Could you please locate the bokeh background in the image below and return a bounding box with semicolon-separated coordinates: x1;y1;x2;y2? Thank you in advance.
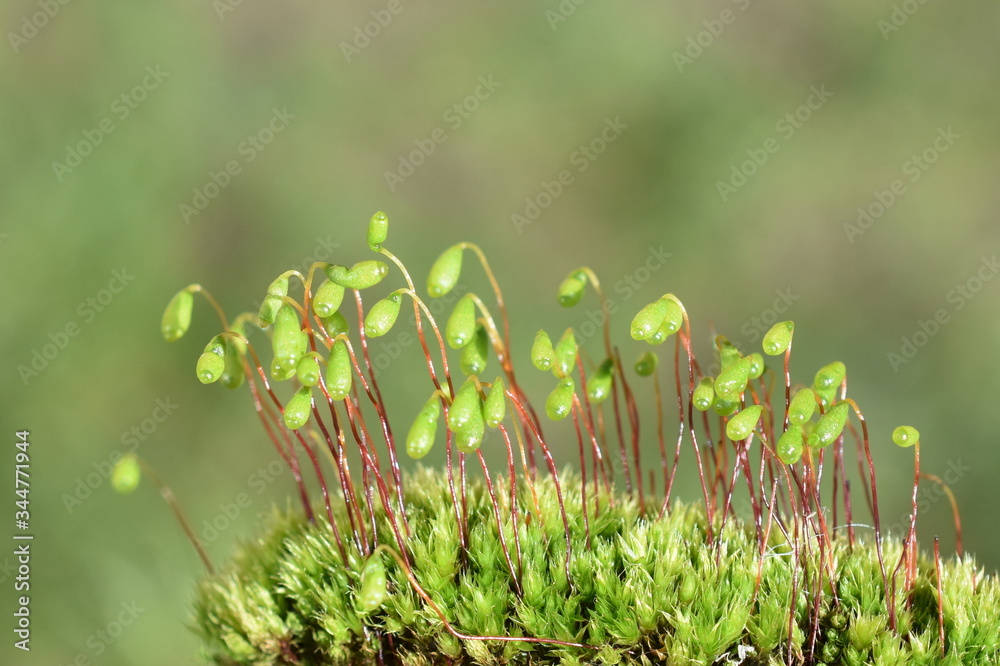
2;1;998;664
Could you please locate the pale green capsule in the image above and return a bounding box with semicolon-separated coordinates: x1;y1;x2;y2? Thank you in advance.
367;211;389;251
267;274;290;298
312;280;346;318
531;329;555;371
284;386;313;430
454;424;485;454
319;312;349;339
460;324;489;375
358;552;388;612
111;453;141;494
484;377;506;428
788;388;816;426
587;359;614;403
296;354;321;387
445;294;477;349
272;304;304;368
776;427;804;465
545;377;575;421
406;398;441;459
196;335;227;384
364;291;403;338
325;340;352;400
814;361;846;391
658;297;684;338
814;402;849;448
325;261;389;290
714;356;752;399
814;385;836;409
693;377;716;412
747;353;765;380
713;396;739;417
258;294;282;326
554;329;578;378
762;321;794;356
634;351;658;377
726;404;763;441
716;336;741;371
447;379;482;434
892;425;920;448
270;357;297;382
557;270;587;308
161;288;194;342
630;299;668;341
220;336;245;390
427;244;463;298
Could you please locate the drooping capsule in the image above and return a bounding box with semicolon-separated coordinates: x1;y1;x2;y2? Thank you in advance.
747;353;765;380
713;396;739;417
270;357;297;382
658;297;685;339
161;288;194;342
325;261;389;290
788;388;817;426
357;552;388;613
776;426;804;465
630;299;669;341
271;304;305;379
325;340;352;400
484;377;506;428
296;354;321;387
715;336;742;372
312;280;346;318
557;270;587;308
318;312;349;339
546;377;576;421
111;453;141;494
367;211;389;251
634;351;658;377
454;419;485;454
460;324;489;375
554;329;578;378
258;295;283;327
447;378;482;434
220;335;246;390
587;359;614;403
406;397;441;459
196;335;227;384
693;377;716;412
714;356;752;399
364;291;403;338
813;402;849;448
283;386;313;430
726;404;763;441
892;425;920;448
813;361;847;391
531;329;555;371
762;321;794;356
445;294;477;349
814;385;836;409
427;244;463;298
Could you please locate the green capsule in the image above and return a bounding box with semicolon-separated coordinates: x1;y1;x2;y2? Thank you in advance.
587;359;614;403
325;340;352;400
358;552;388;613
364;291;403;338
258;295;282;326
545;377;575;421
319;311;349;339
726;404;763;441
814;385;836;409
554;329;577;378
447;379;482;434
427;244;463;298
296;354;321;387
406;398;441;459
283;386;313;430
762;321;794;356
484;377;506;428
270;357;297;382
531;329;555;371
693;377;716;412
196;335;227;384
747;353;765;380
161;288;194;342
814;402;849;448
272;304;303;365
630;299;669;341
111;453;141;494
460;324;489;375
658;297;685;338
788;388;816;426
716;336;742;371
776;427;804;465
367;211;389;251
325;261;389;290
445;294;477;349
312;280;346;318
454;424;485;454
814;361;846;391
713;396;739;417
634;351;658;377
715;356;752;399
220;336;245;390
557;270;587;308
892;425;920;448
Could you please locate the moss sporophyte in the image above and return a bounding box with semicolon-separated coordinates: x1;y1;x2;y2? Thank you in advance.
116;213;999;665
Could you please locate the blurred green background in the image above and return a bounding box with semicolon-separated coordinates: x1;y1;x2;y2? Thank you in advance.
2;1;998;663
